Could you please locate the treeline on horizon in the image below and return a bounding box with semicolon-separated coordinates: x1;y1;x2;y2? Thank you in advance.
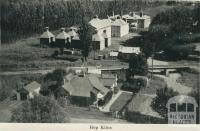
1;0;161;44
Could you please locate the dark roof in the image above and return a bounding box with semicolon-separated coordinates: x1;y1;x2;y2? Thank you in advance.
88;74;109;95
100;78;116;87
63;74;110;98
23;81;41;93
70;76;93;97
110;91;133;112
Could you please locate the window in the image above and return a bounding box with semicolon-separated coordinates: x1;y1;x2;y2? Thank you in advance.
177;103;186;112
170;103;176;112
187;103;194;112
103;30;106;33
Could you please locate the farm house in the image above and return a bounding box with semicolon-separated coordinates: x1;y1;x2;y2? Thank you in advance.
40;27;55;46
122;12;151;30
89;16;112;48
55;28;70;48
111;17;129;37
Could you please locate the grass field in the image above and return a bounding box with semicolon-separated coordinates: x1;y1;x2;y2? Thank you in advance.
0;36;81;71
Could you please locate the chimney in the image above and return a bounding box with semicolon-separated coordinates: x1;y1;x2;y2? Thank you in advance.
140;12;143;17
94;15;98;19
61;27;65;32
113;11;114;17
132;12;136;17
45;27;49;32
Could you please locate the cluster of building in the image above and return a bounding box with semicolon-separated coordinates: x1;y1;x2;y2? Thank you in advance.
40;12;151;51
11;71;118;107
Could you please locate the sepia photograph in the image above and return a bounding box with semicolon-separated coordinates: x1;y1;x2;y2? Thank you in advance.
0;0;200;129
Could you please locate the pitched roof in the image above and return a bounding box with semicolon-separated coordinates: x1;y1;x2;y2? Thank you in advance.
112;19;128;26
110;91;133;111
56;31;70;39
99;78;115;87
65;73;74;82
67;30;77;37
72;34;80;40
127;94;161;118
118;46;141;54
89;18;111;30
88;74;109;95
24;81;41;93
70;76;93;97
40;31;55;39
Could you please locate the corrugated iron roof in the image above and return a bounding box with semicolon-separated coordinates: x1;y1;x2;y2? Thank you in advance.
89;18;111;30
56;31;70;39
88;74;109;95
112;19;128;26
24;81;41;93
40;31;55;39
118;46;141;54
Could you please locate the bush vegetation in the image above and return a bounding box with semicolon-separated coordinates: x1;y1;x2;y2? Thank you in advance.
11;95;69;123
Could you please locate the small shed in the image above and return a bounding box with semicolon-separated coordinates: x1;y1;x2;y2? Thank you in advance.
17;81;41;100
40;27;55;46
118;46;141;60
92;33;105;50
68;29;77;40
111;17;129;37
56;28;70;48
109;51;119;60
71;34;82;49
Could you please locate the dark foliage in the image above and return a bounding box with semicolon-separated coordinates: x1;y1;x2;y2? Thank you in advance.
151;86;179;118
128;54;148;76
2;0;157;44
11;95;69;123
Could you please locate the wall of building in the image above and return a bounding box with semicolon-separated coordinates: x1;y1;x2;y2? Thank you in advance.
111;26;120;37
120;24;129;37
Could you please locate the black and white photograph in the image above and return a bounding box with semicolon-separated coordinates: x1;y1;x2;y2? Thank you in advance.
0;0;200;127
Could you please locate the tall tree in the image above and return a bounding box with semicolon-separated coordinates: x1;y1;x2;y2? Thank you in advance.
151;86;179;118
129;54;148;76
78;18;94;61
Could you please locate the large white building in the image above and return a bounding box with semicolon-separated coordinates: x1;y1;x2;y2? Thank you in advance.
122;12;151;31
89;17;112;50
111;17;129;37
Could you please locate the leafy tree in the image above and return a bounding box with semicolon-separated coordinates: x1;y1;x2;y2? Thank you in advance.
42;68;67;96
151;86;179;118
129;54;148;76
11;95;69;123
78;18;94;61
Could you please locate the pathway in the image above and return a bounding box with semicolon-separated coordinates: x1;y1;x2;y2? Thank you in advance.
99;91;123;112
155;74;192;94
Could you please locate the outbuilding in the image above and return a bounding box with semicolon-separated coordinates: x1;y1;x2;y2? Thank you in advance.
56;28;70;48
40;27;55;47
111;17;129;37
89;16;112;49
17;81;41;100
118;46;141;60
